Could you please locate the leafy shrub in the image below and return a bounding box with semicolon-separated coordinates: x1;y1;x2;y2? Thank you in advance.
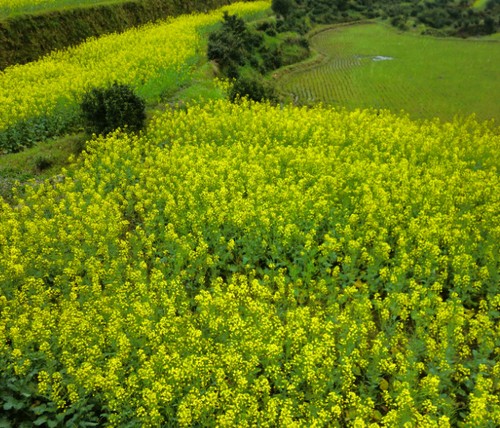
391;15;409;31
207;12;264;78
229;75;278;103
272;0;294;18
255;19;278;36
260;46;284;72
276;14;312;34
80;82;146;136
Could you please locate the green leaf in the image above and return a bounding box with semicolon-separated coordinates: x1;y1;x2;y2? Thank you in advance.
3;401;14;411
372;410;383;421
3;395;24;411
33;416;48;426
32;403;48;416
0;416;13;428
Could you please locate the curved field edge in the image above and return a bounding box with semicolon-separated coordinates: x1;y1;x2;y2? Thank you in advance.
0;0;257;70
1;100;499;426
275;22;500;122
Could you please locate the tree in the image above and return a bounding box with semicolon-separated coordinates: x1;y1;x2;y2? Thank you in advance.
207;12;263;78
229;74;278;103
80;82;146;136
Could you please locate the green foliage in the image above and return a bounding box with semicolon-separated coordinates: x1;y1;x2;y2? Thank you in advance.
255;19;278;36
207;11;310;103
229;74;278;103
278;33;310;66
0;369;103;427
207;11;264;78
272;0;293;17
266;0;500;36
206;10;310;106
0;0;252;70
0;102;79;154
80;83;146;136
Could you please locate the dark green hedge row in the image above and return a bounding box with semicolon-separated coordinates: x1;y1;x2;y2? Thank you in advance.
0;0;250;70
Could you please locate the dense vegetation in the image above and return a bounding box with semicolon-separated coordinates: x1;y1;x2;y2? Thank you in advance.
0;0;118;18
1;1;499;427
273;0;500;37
0;0;254;70
80;83;146;136
206;11;308;101
1;99;499;426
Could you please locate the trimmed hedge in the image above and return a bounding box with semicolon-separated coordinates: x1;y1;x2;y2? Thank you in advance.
0;0;250;70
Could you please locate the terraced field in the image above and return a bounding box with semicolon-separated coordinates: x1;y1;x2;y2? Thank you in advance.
277;23;500;121
0;0;119;18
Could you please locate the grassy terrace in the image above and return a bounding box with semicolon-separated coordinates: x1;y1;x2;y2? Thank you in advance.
276;22;500;121
0;0;128;19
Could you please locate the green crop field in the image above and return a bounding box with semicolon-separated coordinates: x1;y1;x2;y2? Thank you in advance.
276;23;500;121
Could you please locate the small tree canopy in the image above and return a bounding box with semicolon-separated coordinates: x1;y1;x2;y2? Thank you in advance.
207;12;263;78
80;82;146;136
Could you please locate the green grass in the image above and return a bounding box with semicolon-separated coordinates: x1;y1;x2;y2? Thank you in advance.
0;133;84;202
0;0;128;19
276;23;500;121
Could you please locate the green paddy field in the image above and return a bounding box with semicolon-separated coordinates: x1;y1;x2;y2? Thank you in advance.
276;23;500;121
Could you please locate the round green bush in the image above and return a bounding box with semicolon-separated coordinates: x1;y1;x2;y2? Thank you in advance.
229;75;278;103
80;82;146;136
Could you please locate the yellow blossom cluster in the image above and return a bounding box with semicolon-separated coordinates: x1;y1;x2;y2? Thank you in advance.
0;100;499;426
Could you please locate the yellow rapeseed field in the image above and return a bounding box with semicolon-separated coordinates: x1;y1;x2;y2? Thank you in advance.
1;99;499;426
0;1;270;134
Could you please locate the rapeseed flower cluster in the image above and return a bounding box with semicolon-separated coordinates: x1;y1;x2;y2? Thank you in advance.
0;100;499;426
